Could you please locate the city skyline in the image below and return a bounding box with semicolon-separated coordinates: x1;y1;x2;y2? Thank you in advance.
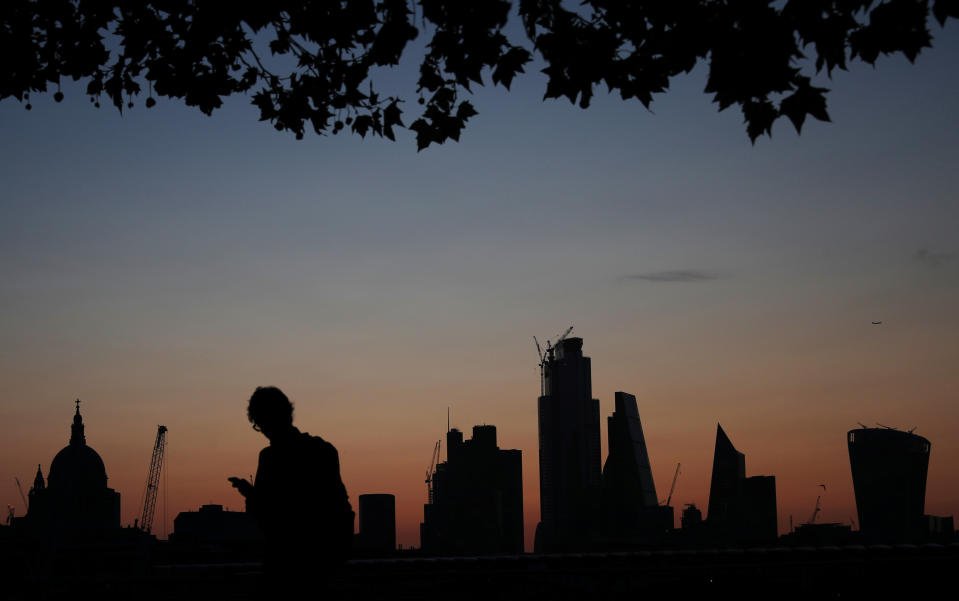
2;25;958;552
5;328;956;552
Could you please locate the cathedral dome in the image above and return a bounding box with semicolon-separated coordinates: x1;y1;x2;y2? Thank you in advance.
47;402;109;491
48;444;108;490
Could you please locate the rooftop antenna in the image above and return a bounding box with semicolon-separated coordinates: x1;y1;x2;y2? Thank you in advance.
876;423;896;430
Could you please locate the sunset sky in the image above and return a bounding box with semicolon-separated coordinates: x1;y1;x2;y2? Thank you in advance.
1;21;957;551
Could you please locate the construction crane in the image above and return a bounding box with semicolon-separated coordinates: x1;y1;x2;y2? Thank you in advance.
534;326;574;394
15;477;28;509
139;425;168;534
664;463;681;506
554;326;574;347
425;439;441;504
809;495;822;524
533;336;545;367
533;336;547;395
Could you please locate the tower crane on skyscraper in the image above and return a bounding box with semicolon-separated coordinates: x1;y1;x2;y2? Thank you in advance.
534;327;573;395
139;425;167;534
425;439;441;504
554;326;574;348
534;336;547;395
534;336;546;368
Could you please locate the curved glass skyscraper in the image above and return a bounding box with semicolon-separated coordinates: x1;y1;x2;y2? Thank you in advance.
848;427;930;542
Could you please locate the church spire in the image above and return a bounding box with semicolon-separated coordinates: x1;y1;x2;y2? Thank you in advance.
33;464;44;491
70;399;86;446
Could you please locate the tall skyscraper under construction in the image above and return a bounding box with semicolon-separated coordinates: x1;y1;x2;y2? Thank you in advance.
535;336;601;552
848;426;930;542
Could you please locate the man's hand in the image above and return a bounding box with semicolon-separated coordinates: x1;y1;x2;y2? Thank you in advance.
228;476;254;498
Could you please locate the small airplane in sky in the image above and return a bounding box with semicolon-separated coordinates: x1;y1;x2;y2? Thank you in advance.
871;321;882;325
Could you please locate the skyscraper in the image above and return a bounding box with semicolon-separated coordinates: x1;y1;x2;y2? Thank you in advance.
421;425;523;555
535;337;601;552
848;426;930;542
707;424;745;524
602;391;671;543
706;424;777;545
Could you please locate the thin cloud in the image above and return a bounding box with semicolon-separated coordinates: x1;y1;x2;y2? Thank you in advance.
624;269;718;283
915;248;953;267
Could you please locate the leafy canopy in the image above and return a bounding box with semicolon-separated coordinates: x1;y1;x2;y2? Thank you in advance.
2;1;956;149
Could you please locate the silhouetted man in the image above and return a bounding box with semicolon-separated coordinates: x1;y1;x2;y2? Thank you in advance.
230;386;354;594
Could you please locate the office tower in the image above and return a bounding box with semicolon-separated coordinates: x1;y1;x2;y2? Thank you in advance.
421;425;523;555
25;402;121;533
602;391;671;542
536;337;601;552
707;424;745;524
357;494;396;553
848;427;930;542
706;424;777;545
604;392;658;506
740;475;777;543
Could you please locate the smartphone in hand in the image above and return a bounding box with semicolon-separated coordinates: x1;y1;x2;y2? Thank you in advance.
228;476;253;497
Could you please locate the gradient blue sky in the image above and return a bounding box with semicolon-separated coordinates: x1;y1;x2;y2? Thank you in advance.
2;22;957;549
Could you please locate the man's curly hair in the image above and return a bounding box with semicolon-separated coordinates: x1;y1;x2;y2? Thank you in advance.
247;386;294;427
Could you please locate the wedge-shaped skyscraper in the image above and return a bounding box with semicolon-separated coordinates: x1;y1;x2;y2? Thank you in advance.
604;392;657;506
707;424;746;524
706;424;777;544
602;392;672;542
